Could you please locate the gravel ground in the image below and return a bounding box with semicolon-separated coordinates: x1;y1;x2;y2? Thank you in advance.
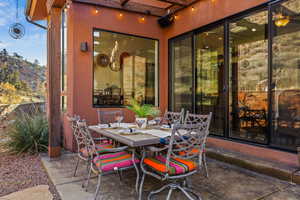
0;153;61;199
0;123;61;199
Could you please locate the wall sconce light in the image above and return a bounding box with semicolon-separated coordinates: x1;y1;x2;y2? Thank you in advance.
119;13;123;17
174;15;178;20
95;8;99;14
138;16;146;23
191;6;195;12
80;42;88;52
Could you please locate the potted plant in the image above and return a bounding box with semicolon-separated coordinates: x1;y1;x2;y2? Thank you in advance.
127;99;160;128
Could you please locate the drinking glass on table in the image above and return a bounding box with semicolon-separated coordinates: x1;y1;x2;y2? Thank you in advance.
154;117;162;126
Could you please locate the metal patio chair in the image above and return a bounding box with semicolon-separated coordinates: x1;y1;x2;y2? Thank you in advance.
77;121;140;200
67;115;115;178
67;115;87;177
139;113;212;200
184;112;213;178
162;108;185;125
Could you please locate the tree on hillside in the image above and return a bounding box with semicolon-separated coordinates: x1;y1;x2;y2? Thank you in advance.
0;82;21;104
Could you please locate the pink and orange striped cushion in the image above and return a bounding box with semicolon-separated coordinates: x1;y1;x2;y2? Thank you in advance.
93;151;140;172
80;143;113;157
144;155;197;175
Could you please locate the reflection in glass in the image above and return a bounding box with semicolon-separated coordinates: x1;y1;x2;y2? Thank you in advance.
170;35;193;112
93;30;158;106
271;0;300;150
229;10;268;143
195;26;225;135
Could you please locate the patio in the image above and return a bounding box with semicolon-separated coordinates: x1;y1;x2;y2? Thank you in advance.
42;153;300;200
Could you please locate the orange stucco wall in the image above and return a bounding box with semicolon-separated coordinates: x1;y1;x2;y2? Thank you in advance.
63;0;268;151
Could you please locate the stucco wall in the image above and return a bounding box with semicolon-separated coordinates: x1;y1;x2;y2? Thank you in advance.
63;0;268;151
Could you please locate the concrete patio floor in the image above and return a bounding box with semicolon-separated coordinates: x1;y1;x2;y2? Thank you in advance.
41;153;300;200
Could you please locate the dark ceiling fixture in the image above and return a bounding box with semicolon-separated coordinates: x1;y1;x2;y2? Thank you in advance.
9;0;25;39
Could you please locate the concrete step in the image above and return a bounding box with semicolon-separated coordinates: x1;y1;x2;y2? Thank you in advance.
206;139;300;184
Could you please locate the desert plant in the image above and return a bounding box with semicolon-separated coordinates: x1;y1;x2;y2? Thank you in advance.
7;110;48;154
127;99;160;118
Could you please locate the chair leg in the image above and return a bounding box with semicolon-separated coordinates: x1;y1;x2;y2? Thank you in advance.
138;173;145;200
166;188;174;200
202;153;209;178
178;185;200;200
94;174;102;200
148;183;172;200
83;163;92;191
74;156;80;177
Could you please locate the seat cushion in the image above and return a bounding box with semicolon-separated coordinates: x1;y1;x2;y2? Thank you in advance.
178;148;205;156
80;143;113;157
93;151;140;172
143;155;197;175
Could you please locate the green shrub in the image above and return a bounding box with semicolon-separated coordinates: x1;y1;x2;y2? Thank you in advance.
127;98;160;118
7;111;48;154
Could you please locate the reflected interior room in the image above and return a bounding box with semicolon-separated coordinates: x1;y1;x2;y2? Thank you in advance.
93;30;159;107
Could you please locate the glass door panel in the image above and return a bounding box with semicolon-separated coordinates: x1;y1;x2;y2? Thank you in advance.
195;25;225;136
271;0;300;150
170;35;193;112
229;10;268;143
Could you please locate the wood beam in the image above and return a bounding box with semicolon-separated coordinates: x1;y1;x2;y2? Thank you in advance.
156;0;188;7
120;0;130;6
47;7;62;158
170;0;200;14
72;0;166;17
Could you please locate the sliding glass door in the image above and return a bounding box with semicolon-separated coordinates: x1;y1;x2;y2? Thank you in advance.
169;34;193;112
270;0;300;150
169;0;300;151
195;25;225;136
229;9;269;144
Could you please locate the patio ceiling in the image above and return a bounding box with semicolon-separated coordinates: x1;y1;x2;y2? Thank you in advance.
73;0;200;17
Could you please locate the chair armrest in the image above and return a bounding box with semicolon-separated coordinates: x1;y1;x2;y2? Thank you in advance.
145;145;168;152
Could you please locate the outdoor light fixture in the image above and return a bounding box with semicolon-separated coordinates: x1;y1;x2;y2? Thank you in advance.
95;8;99;14
191;7;195;12
119;13;123;17
174;15;178;20
251;28;256;32
274;13;290;27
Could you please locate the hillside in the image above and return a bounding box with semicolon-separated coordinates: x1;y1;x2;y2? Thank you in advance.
0;48;46;104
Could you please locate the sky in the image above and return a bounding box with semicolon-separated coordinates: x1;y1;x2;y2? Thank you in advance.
0;0;46;65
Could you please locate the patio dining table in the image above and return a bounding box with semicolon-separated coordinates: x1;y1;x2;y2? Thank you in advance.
88;124;172;197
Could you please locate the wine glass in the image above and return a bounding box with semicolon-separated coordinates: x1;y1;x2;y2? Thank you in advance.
136;119;145;129
154;117;162;126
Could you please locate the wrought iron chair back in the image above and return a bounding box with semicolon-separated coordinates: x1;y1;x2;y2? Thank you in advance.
77;121;99;158
66;115;86;153
167;113;212;170
163;108;185;125
97;110;124;124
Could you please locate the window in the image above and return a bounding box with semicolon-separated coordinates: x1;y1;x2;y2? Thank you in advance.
61;9;67;112
229;10;268;144
93;29;159;107
169;0;300;151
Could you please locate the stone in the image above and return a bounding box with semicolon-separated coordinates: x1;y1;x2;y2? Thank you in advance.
0;185;52;200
